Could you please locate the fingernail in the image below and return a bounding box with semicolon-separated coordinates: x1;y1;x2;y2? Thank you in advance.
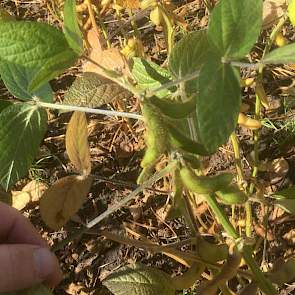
33;248;56;280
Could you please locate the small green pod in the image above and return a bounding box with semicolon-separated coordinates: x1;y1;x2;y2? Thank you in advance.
215;185;248;205
149;95;195;119
180;167;233;194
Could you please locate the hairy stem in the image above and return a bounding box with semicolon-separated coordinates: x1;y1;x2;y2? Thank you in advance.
35;100;144;120
205;194;277;295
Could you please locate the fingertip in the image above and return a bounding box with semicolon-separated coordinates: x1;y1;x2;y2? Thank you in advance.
33;247;63;287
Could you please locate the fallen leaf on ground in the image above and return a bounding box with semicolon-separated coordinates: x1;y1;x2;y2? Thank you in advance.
11;191;31;210
22;180;48;202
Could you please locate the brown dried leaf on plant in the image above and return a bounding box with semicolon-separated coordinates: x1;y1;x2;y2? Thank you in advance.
66;111;92;176
83;28;130;80
262;0;288;29
40;175;93;230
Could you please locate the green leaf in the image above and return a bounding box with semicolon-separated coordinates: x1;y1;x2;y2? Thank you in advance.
29;51;77;92
63;72;131;108
169;30;209;94
274;199;295;215
167;123;210;156
273;186;295;200
0;21;78;92
103;263;175;295
197;53;241;153
267;259;295;286
0;99;13;113
0;62;53;102
0;103;47;189
63;0;83;54
149;95;195;119
263;43;295;64
288;0;295;26
0;284;54;295
131;57;172;98
208;0;263;59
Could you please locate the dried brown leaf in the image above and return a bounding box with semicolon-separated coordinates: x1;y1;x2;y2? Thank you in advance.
40;175;93;230
11;191;31;210
116;0;140;9
83;28;130;79
263;0;287;29
66;111;91;176
22;180;48;202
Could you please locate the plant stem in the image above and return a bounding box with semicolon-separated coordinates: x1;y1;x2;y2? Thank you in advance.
230;132;244;186
245;16;287;238
86;0;100;39
52;161;177;252
35;100;144;120
143;70;200;98
205;194;238;238
86;161;177;228
205;194;277;295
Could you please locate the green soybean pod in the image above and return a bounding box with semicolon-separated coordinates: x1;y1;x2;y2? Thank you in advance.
215;185;248;205
180;167;233;194
142;100;168;155
149;95;195;119
137;101;168;184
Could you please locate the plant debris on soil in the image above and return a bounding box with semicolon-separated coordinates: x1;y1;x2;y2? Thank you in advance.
1;0;295;294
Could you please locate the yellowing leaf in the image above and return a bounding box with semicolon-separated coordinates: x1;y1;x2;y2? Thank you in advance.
11;191;31;210
116;0;140;9
40;175;93;230
289;0;295;26
66;111;91;176
22;180;48;202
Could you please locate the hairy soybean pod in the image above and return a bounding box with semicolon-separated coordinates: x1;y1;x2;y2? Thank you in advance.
215;185;248;205
180;167;233;194
167;123;209;156
137;101;168;184
142;100;168;156
149;95;195;119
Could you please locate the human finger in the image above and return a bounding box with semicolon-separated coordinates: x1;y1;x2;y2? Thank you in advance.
0;244;62;292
